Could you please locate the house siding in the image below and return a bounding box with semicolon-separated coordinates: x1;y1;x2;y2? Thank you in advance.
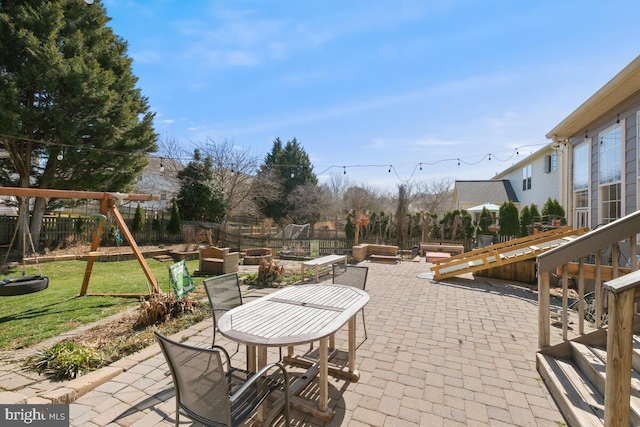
493;147;559;211
568;93;640;228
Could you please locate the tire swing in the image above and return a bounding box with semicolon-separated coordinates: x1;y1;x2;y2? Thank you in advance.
0;210;49;297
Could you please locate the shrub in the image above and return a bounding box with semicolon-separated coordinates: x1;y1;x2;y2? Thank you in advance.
499;202;520;237
29;341;103;380
131;203;146;232
135;293;199;328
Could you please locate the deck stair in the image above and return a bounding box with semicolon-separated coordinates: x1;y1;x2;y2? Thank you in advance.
537;319;640;427
429;226;588;280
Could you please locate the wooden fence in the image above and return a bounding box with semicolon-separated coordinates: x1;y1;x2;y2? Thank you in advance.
0;214;475;259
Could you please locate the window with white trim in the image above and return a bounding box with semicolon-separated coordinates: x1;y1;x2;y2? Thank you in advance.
573;143;589;228
598;124;622;224
522;164;532;191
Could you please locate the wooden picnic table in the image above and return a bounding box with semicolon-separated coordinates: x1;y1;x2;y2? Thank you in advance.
301;254;347;283
217;284;369;424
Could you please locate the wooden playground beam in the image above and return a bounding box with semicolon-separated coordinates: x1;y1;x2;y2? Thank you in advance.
0;186;155;202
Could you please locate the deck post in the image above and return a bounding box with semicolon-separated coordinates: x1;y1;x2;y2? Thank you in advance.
604;287;634;427
538;270;550;348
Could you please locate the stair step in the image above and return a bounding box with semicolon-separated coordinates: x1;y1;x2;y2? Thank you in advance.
570;341;640;426
152;255;174;262
632;336;640;372
537;353;604;427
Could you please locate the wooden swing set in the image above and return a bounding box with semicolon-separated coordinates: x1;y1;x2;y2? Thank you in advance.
0;186;160;297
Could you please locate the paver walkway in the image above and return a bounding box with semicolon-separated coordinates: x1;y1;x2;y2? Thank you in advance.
2;260;566;426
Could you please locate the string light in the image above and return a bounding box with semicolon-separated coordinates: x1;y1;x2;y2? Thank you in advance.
0;132;548;188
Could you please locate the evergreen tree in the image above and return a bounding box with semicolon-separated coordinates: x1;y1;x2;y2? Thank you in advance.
132;203;146;233
176;149;227;222
519;205;532;236
478;206;492;234
542;198;566;224
499;202;520;237
167;199;181;234
0;0;157;248
258;137;317;222
529;203;541;223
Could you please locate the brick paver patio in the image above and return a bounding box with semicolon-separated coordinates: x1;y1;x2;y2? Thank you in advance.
3;259;567;426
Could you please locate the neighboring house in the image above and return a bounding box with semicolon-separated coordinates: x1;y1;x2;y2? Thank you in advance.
133;156;182;214
453;180;519;212
0;195;18;216
493;143;562;212
546;55;640;229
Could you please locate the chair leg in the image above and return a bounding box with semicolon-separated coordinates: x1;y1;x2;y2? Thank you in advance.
361;309;368;340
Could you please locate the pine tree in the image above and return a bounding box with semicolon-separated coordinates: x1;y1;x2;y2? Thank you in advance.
499;202;520;237
132;203;146;233
176;149;226;222
0;0;157;248
167;200;181;234
258;137;317;222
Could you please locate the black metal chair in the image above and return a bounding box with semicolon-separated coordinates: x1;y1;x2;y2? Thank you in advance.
332;263;369;341
203;273;244;351
155;331;291;427
204;272;282;360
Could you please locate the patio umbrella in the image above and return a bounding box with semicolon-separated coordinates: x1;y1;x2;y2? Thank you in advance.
466;203;501;213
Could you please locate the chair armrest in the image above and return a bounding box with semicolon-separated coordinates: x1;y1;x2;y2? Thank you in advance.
229;362;290;403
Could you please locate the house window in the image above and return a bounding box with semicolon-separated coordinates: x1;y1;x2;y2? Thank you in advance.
573;143;589;228
598;124;622;224
544;154;558;173
522;164;532;191
601;183;621;224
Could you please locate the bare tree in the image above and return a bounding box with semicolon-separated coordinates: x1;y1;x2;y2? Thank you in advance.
319;173;351;222
396;184;410;248
198;138;280;220
413;178;454;214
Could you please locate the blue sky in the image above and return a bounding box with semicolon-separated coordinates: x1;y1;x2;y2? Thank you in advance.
103;0;639;191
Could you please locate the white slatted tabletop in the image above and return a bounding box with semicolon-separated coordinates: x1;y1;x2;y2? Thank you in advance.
217;284;368;347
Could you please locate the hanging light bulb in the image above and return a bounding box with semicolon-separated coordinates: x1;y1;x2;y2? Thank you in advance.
159;157;164;172
516;148;519;156
419;163;422;171
488;154;491;161
343;166;346;175
290;171;294;178
56;151;64;161
388;165;391;173
457;159;460;166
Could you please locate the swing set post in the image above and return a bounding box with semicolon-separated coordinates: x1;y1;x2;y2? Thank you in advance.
79;195;108;296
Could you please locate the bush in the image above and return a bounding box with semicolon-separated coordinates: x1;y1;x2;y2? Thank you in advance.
135;293;200;328
499;202;520;237
29;341;103;380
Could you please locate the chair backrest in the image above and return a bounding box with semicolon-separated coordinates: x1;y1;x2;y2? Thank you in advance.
332;264;368;290
203;273;243;321
155;331;231;426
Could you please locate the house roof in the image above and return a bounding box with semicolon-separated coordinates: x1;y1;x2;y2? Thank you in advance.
546;55;640;141
455;180;519;206
494;143;554;179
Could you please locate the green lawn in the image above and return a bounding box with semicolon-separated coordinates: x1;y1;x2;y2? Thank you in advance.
0;258;202;350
